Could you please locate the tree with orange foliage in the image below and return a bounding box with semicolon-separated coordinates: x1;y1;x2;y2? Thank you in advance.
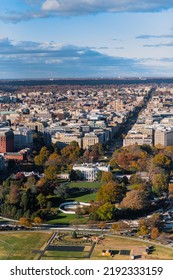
151;227;159;239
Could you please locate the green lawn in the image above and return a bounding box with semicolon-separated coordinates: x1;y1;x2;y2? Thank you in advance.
46;212;88;225
0;232;51;260
69;192;96;202
46;182;98;225
65;181;103;189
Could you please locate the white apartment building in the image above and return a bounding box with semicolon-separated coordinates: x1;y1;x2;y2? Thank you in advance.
14;127;33;151
154;127;173;147
83;132;103;149
123;131;153;147
54;132;82;148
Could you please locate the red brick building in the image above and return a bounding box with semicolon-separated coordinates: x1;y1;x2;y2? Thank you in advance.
4;153;25;161
0;129;14;153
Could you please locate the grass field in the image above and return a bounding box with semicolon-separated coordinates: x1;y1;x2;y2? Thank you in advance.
65;182;103;189
1;232;173;260
69;192;96;202
46;213;88;225
91;235;173;260
0;231;51;260
42;244;92;260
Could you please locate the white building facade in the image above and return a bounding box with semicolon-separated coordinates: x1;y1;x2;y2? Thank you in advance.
73;163;110;181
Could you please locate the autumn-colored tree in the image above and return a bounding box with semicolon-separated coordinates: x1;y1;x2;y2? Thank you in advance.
19;217;32;227
129;174;144;185
46;152;62;167
99;221;106;230
164;146;173;161
147;213;163;229
109;158;119;169
153;153;172;169
61;142;81;163
44;165;57;180
152;173;169;195
33;217;43;225
91;143;104;156
34;146;49;166
8;186;20;205
120;189;149;210
15;172;25;181
137;225;149;237
151;227;159;239
115;149;133;170
100;171;114;183
96;202;115;221
97;180;127;203
24;176;37;193
36;177;47;188
168;183;173;198
111;221;130;232
83;149;90;160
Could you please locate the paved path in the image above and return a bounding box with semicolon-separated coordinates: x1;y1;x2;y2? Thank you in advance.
88;242;96;258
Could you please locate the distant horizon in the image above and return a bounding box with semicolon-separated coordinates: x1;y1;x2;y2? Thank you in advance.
1;76;173;81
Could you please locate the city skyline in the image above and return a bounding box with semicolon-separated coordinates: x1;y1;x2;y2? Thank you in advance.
0;0;173;79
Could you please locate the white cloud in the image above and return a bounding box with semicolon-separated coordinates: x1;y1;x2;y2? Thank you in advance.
41;0;173;14
0;37;150;78
0;0;173;22
42;0;60;11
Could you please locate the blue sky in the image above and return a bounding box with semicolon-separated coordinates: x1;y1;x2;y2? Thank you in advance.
0;0;173;78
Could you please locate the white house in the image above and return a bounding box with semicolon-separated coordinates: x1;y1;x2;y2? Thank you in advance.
73;162;110;181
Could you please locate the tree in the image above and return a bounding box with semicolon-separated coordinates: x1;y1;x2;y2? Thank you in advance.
36;177;47;188
109;158;119;169
83;149;90;160
24;176;37;192
61;142;81;163
168;183;173;198
34;146;49;166
89;143;104;162
147;213;163;230
46;153;62;168
96;202;115;221
32;132;45;151
137;225;149;237
111;221;130;232
164;146;173;161
71;230;77;239
44;165;57;180
33;217;43;225
152;173;169;195
8;186;20;205
100;171;114;183
96;170;102;182
69;170;84;181
54;184;69;199
151;227;159;239
20;192;29;212
36;193;47;208
153;153;171;169
129;174;144;185
120;189;149;210
97;180;127;203
19;217;32;227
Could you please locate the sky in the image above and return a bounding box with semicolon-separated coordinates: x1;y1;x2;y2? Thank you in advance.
0;0;173;79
